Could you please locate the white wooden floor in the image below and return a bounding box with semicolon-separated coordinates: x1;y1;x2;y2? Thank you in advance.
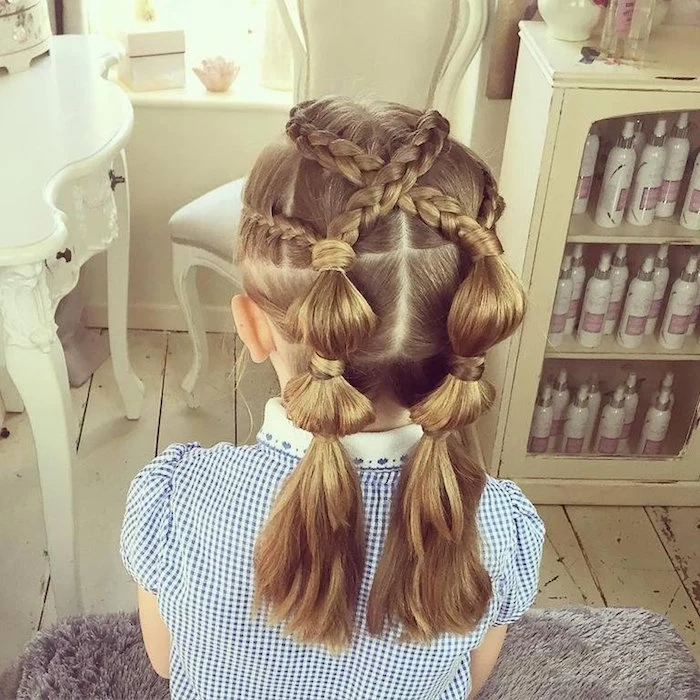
1;330;699;672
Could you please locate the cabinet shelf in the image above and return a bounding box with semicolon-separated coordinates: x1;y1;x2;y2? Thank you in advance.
545;333;700;360
567;212;700;245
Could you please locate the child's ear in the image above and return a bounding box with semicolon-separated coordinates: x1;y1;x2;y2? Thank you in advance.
231;295;275;364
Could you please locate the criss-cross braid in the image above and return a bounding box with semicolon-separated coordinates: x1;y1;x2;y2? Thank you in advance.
253;100;524;649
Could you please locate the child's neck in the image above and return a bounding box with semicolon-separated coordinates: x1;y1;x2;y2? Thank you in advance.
364;394;412;432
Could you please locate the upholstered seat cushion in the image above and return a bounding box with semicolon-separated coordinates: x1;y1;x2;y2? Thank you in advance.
169;177;246;260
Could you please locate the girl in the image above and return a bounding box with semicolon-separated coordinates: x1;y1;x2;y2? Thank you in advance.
121;97;545;700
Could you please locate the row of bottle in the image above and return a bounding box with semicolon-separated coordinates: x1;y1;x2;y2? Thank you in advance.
529;369;675;456
549;245;700;350
574;113;700;230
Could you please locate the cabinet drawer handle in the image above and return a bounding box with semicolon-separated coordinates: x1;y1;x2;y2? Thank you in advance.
56;248;72;263
109;169;125;190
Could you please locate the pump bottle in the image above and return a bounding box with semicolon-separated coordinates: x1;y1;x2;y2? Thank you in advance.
594;121;637;228
656;113;690;218
645;244;670;335
595;385;626;455
562;385;590;455
660;255;699;349
604;244;629;335
617;255;655;349
627;118;667;226
578;252;613;348
529;384;554;453
638;388;673;456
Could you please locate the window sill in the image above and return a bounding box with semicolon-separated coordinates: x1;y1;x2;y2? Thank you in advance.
116;72;292;112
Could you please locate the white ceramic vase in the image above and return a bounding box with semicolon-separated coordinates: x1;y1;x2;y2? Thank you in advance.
538;0;602;42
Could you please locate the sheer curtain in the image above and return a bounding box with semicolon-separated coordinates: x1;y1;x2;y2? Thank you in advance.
87;0;266;67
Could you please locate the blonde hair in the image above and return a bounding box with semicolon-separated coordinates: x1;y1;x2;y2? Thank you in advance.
237;97;525;651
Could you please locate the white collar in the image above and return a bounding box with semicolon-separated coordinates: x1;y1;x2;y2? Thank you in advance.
257;399;423;470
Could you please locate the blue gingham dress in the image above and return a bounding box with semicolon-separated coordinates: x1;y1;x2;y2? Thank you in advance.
121;399;544;700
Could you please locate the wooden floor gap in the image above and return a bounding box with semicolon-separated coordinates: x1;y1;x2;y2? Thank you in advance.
563;506;609;607
153;331;170;457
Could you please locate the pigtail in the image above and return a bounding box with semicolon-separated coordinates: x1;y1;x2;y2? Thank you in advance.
368;169;525;641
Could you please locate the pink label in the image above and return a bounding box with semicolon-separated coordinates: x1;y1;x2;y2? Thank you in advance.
689;189;700;214
615;0;636;35
625;315;647;336
668;313;690;334
648;298;663;320
568;297;581;320
564;437;584;454
621;421;632;440
606;300;622;321
576;175;593;200
549;313;567;334
640;186;660;211
659;179;682;204
616;188;629;212
642;439;662;455
552;419;565;436
598;436;619;454
581;311;605;333
529;436;549;453
690;304;700;325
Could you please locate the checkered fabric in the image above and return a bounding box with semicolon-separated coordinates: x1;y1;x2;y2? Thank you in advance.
121;399;544;699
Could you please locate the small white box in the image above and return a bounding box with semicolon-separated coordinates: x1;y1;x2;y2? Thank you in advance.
118;26;186;92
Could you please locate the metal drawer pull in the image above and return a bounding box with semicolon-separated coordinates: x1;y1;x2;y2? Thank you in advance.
109;169;125;190
56;248;72;263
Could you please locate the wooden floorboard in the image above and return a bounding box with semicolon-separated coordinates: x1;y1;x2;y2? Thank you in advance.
567;505;700;661
536;506;605;609
647;506;700;617
42;331;170;625
0;377;91;668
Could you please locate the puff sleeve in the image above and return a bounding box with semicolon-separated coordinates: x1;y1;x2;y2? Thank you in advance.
120;443;198;594
493;480;545;626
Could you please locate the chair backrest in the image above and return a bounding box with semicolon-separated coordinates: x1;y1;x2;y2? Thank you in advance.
276;0;487;114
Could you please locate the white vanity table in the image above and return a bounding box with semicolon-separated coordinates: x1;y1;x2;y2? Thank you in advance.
0;36;143;617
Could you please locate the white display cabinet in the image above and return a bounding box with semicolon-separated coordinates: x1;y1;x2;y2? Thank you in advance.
479;22;700;505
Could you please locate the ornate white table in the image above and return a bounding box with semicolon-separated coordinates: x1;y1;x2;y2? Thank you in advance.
0;35;143;617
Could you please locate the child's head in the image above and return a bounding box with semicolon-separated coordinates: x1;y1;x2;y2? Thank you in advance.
234;97;525;650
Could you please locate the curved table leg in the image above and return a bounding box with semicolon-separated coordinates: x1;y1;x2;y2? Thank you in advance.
0;263;82;617
107;150;144;420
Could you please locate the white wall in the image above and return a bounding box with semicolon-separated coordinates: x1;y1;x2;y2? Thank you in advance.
82;101;290;331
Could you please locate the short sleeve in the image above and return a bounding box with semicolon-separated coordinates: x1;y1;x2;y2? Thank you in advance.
493;480;545;626
120;442;199;594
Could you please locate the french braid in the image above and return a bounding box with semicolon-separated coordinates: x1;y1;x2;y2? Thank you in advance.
245;98;525;648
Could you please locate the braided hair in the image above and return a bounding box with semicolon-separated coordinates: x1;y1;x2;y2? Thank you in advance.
238;97;525;649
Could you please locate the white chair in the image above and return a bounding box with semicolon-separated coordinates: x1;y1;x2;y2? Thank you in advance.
169;0;488;407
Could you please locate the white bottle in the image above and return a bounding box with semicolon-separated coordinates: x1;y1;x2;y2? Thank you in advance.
548;255;574;347
659;255;699;349
680;153;700;231
621;371;639;441
549;369;570;451
529;383;554;453
604;244;629;335
565;244;587;335
645;244;670;335
652;371;676;409
573;131;600;215
595;121;637;228
617;255;655;349
577;252;613;348
687;271;700;336
656;113;690;218
562;385;589;455
595;385;626;455
638;388;673;456
583;375;601;453
632;118;646;160
627;118;667;226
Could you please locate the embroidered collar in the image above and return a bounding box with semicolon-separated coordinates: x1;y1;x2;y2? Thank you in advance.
257;399;422;469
